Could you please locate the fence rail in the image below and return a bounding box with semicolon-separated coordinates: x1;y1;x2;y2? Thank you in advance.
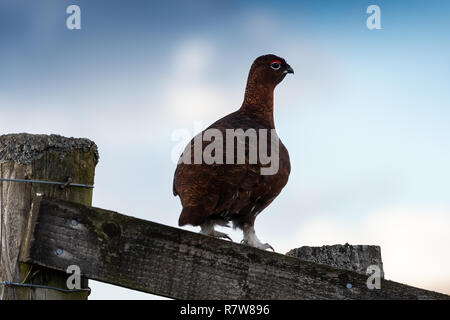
2;133;449;300
20;196;450;300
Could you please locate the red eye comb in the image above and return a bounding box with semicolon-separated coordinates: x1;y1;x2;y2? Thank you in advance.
270;60;281;65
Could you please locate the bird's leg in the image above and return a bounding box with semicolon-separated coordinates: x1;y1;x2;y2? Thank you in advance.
200;221;233;242
241;224;274;251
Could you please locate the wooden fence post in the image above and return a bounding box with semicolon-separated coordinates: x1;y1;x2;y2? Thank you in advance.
0;133;98;300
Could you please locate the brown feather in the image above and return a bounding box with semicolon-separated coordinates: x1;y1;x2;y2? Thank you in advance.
173;54;292;229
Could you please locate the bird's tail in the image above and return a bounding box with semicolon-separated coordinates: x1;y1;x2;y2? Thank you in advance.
178;206;207;226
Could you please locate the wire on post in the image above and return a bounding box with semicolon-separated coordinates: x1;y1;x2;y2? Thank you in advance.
0;281;91;300
0;177;94;189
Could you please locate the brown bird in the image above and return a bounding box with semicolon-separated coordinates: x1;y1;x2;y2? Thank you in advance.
173;54;293;250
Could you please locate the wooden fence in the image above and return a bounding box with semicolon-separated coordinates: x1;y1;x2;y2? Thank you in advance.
0;133;448;300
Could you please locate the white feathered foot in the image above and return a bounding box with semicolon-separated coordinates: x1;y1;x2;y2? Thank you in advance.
200;221;233;242
241;225;274;251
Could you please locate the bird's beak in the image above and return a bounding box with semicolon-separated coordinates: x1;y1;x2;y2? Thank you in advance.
285;64;294;74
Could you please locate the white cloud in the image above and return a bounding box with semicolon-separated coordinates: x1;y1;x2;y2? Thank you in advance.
170;38;215;81
162;38;233;124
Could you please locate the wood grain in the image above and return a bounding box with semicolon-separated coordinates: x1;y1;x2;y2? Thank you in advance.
22;196;449;300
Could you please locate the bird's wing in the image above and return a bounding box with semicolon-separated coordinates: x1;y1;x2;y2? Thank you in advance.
173;126;266;216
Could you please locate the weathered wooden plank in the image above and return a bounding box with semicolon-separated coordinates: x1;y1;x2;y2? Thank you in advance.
287;244;385;277
22;196;449;300
0;133;97;300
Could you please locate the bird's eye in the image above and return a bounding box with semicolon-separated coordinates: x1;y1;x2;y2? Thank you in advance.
270;60;281;70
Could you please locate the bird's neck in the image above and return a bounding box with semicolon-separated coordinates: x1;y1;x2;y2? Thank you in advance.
240;80;275;127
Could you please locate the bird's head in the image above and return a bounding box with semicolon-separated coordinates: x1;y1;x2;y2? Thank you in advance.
248;54;294;88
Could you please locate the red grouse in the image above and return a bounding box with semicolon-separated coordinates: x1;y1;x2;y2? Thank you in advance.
173;54;293;250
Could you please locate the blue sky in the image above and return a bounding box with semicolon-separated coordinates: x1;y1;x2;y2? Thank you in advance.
1;0;449;298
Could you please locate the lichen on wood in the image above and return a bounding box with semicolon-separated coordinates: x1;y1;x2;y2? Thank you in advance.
286;244;384;278
0;133;99;165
